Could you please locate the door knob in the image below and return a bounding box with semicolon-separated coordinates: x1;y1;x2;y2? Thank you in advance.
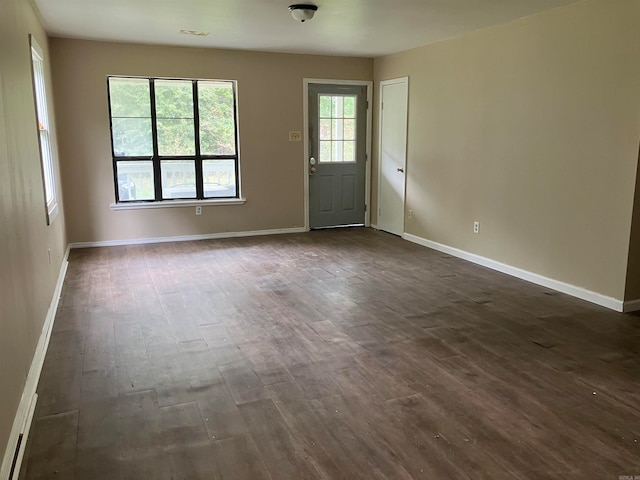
397;167;404;173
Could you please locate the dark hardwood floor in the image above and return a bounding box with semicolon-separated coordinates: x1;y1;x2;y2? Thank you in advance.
21;228;639;479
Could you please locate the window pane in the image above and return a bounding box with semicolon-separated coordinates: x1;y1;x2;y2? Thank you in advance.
332;119;344;140
319;96;332;118
332;96;343;117
109;77;153;156
332;141;344;162
344;119;355;140
199;81;236;156
320;141;332;163
319;119;331;140
32;56;48;129
343;96;355;118
344;141;355;162
155;80;195;156
203;159;237;197
155;80;193;119
157;118;195;156
112;117;153;156
161;160;196;199
40;130;54;204
116;161;154;200
109;78;150;118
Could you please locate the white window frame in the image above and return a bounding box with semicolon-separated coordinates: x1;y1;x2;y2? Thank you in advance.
30;36;58;224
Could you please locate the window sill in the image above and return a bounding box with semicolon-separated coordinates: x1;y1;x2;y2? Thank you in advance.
110;198;246;211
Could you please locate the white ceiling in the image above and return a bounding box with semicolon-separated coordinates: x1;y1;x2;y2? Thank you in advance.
34;0;583;58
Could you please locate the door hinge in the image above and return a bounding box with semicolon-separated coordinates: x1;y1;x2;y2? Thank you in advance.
366;100;369;109
364;205;367;212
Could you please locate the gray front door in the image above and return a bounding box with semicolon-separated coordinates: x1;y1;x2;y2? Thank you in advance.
308;84;367;229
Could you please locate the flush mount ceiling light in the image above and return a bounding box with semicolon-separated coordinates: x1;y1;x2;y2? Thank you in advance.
288;4;318;22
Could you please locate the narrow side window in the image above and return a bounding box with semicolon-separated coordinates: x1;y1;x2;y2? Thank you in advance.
30;36;58;223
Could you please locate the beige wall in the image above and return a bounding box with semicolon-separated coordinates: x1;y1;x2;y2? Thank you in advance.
373;0;640;300
0;0;67;463
625;149;640;301
50;39;372;243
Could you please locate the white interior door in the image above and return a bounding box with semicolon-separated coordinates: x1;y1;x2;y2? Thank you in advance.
378;77;408;236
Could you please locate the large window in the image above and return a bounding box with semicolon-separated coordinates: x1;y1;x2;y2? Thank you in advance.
31;36;58;223
108;76;239;203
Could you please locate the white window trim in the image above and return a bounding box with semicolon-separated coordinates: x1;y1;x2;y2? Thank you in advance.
110;198;246;211
30;35;58;225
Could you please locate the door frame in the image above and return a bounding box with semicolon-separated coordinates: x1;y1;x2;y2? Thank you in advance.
303;78;373;231
377;76;409;235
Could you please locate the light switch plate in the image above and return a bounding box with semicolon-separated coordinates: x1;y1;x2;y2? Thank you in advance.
289;131;302;142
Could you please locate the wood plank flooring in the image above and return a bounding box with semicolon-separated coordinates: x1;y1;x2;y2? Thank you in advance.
20;228;640;479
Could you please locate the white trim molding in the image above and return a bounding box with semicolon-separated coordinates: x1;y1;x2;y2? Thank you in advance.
403;233;626;313
110;198;246;210
623;299;640;313
1;246;70;480
70;227;307;249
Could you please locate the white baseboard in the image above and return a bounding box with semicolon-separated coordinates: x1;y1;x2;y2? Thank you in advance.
623;299;640;313
0;247;69;480
403;233;625;312
7;394;37;480
69;227;307;249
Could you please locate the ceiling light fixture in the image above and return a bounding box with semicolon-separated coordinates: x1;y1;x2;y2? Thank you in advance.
288;4;318;22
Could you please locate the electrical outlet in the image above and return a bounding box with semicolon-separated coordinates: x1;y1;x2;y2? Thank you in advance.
195;206;202;215
473;221;480;234
408;209;412;219
289;131;302;142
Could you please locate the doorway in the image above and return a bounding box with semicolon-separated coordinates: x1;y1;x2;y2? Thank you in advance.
304;80;372;230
